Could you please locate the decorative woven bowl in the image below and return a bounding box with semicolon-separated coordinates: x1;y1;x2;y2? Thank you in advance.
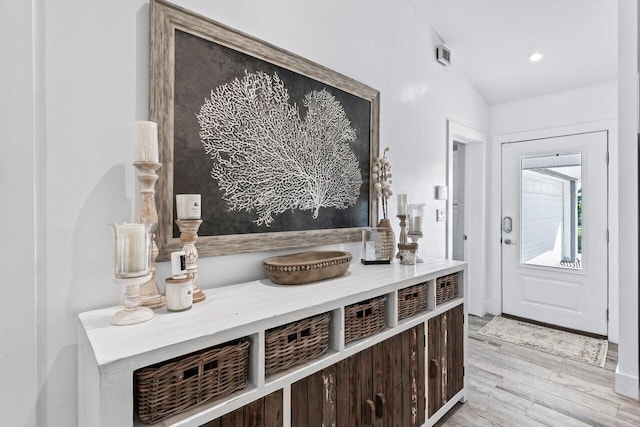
264;251;352;285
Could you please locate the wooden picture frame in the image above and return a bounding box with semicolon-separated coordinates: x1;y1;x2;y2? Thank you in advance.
150;0;380;260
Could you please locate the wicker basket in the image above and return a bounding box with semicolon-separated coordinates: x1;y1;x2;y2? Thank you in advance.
436;273;459;305
398;283;428;320
345;296;387;344
265;312;330;376
134;338;250;424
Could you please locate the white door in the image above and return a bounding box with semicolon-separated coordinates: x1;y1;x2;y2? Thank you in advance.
501;132;608;335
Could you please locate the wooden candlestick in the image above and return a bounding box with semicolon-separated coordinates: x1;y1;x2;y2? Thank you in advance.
175;219;206;303
133;161;166;309
111;273;154;326
396;214;408;259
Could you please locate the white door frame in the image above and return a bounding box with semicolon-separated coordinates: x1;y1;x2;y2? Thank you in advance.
489;119;618;340
446;120;487;316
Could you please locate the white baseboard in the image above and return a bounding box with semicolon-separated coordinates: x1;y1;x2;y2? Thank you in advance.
615;366;640;399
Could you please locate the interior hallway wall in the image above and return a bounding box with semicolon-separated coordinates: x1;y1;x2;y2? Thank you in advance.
615;0;639;400
0;0;38;425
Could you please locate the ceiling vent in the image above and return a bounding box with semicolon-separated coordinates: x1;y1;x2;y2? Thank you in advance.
436;44;451;66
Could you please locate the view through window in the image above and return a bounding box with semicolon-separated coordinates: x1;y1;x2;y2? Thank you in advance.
520;152;582;269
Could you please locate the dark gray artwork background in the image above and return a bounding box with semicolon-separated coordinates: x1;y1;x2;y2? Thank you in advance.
173;29;371;238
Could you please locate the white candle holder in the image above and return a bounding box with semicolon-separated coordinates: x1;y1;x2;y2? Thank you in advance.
134;160;166;309
112;273;154;325
111;223;154;325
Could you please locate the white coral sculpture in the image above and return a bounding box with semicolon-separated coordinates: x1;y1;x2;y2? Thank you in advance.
372;147;393;219
197;71;362;227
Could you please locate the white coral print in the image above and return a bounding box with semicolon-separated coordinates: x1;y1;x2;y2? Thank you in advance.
197;71;362;227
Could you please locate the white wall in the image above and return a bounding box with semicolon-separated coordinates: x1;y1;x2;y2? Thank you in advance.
3;0;488;425
0;0;38;425
487;81;619;342
615;0;639;399
491;81;618;135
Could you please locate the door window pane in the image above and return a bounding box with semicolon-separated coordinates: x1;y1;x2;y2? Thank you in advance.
520;153;582;269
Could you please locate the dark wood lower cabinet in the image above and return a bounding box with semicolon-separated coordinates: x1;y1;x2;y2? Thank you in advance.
292;324;425;427
203;307;464;427
202;389;283;427
428;304;464;418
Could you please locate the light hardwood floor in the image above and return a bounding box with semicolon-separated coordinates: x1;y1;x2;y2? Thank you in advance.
436;315;640;427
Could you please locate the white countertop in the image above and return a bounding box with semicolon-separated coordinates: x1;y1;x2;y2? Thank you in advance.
79;258;465;369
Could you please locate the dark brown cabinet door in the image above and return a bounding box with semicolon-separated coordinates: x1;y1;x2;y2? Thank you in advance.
427;304;464;418
202;389;283;427
292;324;425;427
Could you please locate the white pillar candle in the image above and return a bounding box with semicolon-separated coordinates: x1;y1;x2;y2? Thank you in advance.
409;216;422;233
134;121;159;163
115;223;148;274
176;194;201;219
397;194;408;216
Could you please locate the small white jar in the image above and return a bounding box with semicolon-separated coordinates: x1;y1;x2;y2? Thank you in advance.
165;275;193;312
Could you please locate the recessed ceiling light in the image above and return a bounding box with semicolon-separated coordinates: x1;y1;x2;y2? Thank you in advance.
529;52;543;62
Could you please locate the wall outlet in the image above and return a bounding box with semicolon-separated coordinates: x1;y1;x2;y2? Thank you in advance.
436;209;446;222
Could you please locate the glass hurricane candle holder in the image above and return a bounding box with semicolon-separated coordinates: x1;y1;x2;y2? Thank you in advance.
407;203;425;263
112;223;151;278
110;223;154;326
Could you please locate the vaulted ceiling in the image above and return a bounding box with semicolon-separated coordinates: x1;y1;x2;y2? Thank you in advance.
413;0;618;104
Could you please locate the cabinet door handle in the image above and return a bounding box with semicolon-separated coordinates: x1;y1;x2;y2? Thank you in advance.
429;358;439;379
375;392;386;418
365;399;375;425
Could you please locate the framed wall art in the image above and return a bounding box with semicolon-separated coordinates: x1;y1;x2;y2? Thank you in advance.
150;0;380;259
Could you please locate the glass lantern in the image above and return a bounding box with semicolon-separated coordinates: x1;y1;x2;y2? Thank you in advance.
110;222;154;326
112;223;152;278
407;204;425;263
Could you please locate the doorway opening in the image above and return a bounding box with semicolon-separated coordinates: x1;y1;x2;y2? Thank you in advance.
446;120;486;316
452;142;466;262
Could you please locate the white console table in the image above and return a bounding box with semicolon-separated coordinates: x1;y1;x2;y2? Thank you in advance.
78;258;467;426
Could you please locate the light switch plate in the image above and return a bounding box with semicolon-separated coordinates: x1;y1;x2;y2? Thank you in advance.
436;209;446;222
